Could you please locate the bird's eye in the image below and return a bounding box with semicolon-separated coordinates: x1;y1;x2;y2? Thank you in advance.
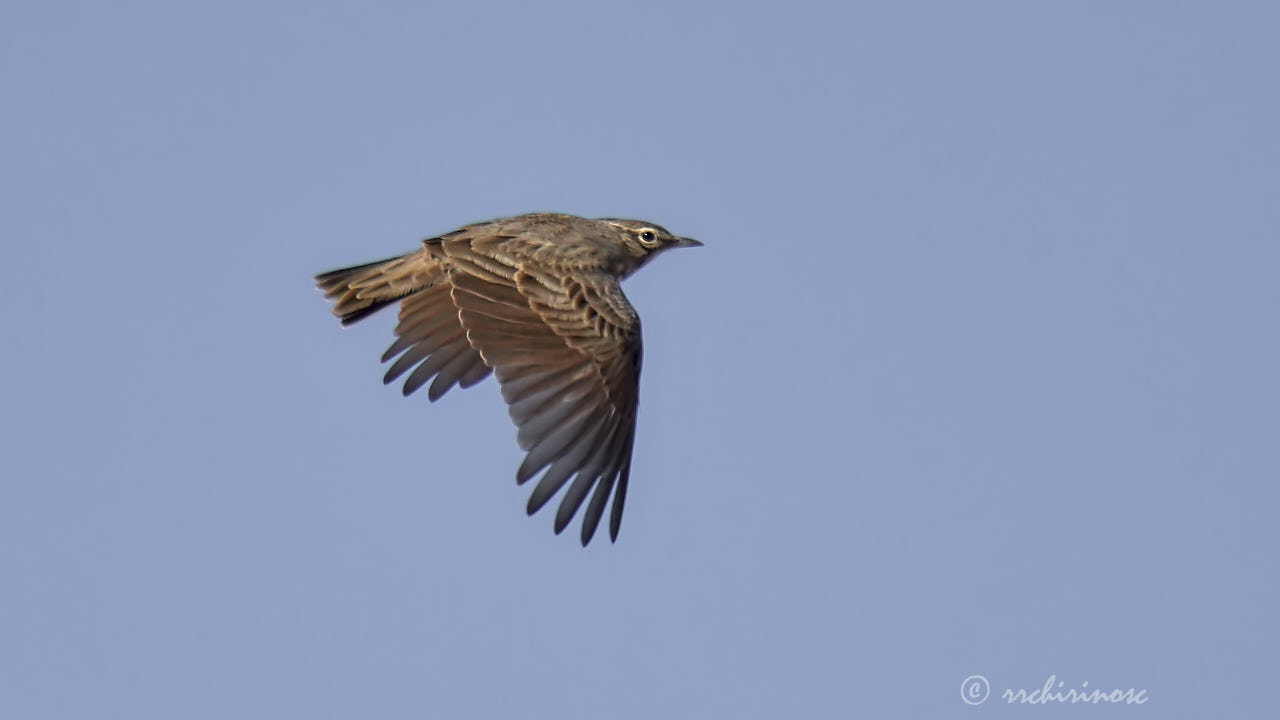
638;229;659;246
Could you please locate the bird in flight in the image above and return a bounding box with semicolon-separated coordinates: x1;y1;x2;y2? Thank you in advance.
315;213;702;545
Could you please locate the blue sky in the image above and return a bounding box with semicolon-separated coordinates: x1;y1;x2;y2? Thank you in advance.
2;1;1277;717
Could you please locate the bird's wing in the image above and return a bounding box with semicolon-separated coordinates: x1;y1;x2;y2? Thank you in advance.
316;246;492;401
443;239;643;545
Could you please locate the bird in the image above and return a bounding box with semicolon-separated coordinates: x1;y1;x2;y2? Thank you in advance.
315;212;702;545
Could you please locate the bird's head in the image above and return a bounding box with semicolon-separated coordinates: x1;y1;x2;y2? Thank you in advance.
598;218;703;275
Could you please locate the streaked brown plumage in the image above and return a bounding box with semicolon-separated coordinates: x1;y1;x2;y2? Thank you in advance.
315;212;701;545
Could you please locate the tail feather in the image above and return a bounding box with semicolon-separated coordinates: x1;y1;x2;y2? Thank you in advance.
315;251;441;325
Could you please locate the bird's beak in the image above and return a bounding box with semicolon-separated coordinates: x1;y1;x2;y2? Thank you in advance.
674;236;703;248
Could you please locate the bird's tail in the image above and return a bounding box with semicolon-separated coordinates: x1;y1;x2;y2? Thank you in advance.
315;252;440;325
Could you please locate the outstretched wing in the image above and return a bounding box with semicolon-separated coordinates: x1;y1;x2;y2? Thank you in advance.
444;239;642;545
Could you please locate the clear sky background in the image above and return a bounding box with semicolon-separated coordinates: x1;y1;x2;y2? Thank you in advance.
2;2;1276;718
